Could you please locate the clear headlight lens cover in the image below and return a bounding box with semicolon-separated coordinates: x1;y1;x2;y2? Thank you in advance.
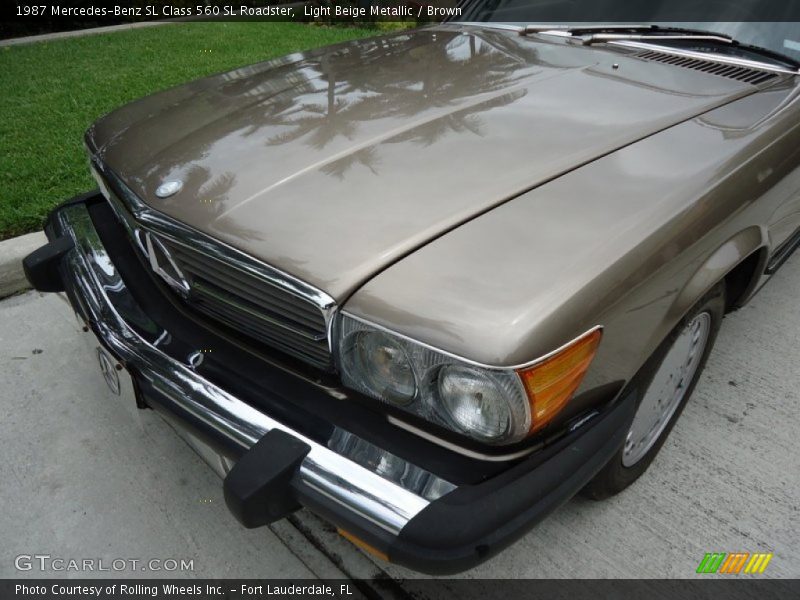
340;330;417;405
337;314;532;444
437;365;517;441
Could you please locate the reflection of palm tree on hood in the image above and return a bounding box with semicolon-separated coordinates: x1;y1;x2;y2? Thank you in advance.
389;90;527;147
320;147;381;179
260;30;539;157
179;165;264;241
266;55;361;150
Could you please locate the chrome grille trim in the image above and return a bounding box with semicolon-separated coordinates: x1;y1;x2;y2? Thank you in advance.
90;158;337;369
163;242;327;334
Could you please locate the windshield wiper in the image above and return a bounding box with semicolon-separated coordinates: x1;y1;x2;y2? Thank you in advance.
523;24;727;36
523;24;733;44
523;24;799;70
522;24;657;34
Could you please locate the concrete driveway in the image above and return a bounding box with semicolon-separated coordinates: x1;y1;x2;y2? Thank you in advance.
1;254;798;581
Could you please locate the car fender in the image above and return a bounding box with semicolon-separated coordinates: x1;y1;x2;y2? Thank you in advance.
669;225;767;318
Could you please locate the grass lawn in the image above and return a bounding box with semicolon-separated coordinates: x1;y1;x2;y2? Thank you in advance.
0;22;381;240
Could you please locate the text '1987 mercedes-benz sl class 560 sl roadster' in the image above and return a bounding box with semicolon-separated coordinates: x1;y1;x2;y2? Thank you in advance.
23;5;800;573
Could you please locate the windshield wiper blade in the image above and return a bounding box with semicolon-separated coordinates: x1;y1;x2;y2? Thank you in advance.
523;24;657;34
580;32;734;45
523;24;733;43
523;24;729;36
521;24;799;70
587;29;798;69
728;40;800;69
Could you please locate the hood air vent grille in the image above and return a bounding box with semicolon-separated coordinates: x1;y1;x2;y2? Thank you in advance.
635;50;779;85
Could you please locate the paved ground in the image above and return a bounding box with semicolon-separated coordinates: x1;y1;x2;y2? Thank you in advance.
0;293;347;581
1;254;798;582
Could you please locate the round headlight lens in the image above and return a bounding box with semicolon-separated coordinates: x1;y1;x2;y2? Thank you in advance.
437;365;512;441
341;331;416;405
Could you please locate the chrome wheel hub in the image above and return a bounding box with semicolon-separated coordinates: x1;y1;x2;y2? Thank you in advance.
622;312;711;467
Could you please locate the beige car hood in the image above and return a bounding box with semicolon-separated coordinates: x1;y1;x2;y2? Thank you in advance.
88;25;754;300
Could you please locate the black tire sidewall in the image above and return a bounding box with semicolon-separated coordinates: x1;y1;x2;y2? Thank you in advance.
582;283;726;500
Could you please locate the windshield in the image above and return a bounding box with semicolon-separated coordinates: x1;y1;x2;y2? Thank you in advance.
655;22;800;64
459;1;800;64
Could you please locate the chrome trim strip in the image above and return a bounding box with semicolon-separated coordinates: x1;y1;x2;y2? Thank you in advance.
387;415;542;462
55;204;428;535
144;231;191;295
140;213;336;312
610;40;800;76
90;158;339;346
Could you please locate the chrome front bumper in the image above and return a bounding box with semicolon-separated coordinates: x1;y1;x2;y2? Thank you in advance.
51;201;430;536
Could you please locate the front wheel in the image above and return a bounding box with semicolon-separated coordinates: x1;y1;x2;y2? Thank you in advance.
582;283;725;500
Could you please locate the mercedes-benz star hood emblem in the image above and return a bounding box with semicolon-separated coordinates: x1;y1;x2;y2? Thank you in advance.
155;180;183;198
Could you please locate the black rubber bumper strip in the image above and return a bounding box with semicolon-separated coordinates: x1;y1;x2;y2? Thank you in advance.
23;190;103;292
23;235;74;293
388;391;637;574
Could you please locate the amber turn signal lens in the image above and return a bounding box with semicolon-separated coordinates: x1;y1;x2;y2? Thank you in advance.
517;328;602;434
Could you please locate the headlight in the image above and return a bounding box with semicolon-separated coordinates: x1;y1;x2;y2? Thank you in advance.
340;330;416;405
436;365;517;442
336;314;602;445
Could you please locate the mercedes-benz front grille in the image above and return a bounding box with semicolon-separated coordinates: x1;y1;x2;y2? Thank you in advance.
160;237;332;369
92;161;335;370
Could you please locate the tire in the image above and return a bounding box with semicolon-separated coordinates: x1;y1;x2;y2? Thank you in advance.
582;283;726;500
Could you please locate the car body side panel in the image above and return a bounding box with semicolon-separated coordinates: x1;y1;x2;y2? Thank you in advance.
344;79;800;394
